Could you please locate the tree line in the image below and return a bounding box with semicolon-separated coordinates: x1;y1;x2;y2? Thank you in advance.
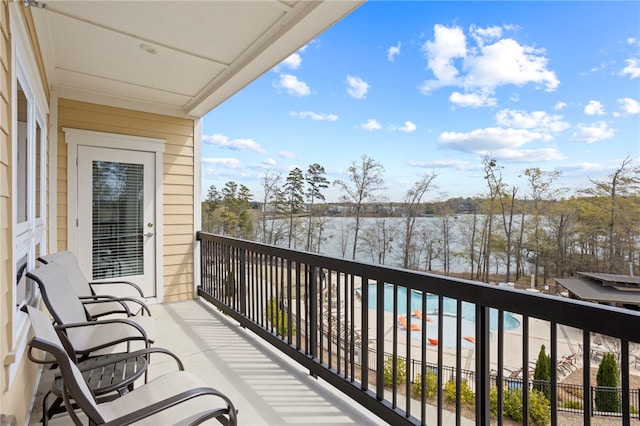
201;154;640;286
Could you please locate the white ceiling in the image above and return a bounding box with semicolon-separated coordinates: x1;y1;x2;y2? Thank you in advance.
30;1;363;118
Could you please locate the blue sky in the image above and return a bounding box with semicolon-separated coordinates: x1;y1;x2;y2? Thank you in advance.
202;1;640;202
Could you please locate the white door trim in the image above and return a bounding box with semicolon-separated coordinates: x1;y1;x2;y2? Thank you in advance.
63;128;165;303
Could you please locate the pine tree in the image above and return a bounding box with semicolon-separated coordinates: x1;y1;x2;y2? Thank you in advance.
595;353;621;412
533;344;551;399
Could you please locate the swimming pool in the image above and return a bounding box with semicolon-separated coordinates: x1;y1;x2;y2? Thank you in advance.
365;283;521;347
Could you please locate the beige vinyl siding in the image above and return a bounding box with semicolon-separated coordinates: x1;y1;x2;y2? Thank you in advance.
58;99;196;302
0;1;11;416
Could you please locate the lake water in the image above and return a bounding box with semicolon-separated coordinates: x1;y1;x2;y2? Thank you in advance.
301;216;473;273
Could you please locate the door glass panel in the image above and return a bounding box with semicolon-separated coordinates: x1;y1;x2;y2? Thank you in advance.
92;161;144;279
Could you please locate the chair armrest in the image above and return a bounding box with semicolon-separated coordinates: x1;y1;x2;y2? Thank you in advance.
55;318;149;343
79;296;133;316
78;347;184;373
79;295;152;316
102;387;238;426
89;280;145;297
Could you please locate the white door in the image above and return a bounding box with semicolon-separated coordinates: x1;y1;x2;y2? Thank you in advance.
76;145;156;297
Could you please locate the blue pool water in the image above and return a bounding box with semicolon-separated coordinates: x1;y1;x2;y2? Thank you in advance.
366;284;520;347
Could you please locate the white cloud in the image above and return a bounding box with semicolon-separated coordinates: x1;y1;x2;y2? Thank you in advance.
495;109;570;133
346;75;370;99
438;127;546;152
584;100;605;116
570;121;616;144
618;97;640;115
554;101;567;110
361;119;382;131
420;24;559;101
409;159;474;170
421;24;467;92
262;158;277;167
204;134;265;153
290;111;338;121
449;91;496;108
202;157;242;169
392;121;417;133
387;42;401;62
628;37;638;45
464;39;559;91
279;150;295;159
275;74;311;96
487;147;565;162
469;25;503;47
621;59;640;79
280;53;302;70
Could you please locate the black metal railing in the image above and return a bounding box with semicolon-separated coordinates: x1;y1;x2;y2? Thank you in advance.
197;232;640;426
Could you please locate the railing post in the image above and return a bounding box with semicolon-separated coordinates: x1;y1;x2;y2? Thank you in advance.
239;248;247;316
475;305;490;425
621;340;630;426
309;266;318;362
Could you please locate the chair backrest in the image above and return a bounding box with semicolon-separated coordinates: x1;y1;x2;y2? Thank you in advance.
26;262;90;327
27;306;105;424
39;251;93;298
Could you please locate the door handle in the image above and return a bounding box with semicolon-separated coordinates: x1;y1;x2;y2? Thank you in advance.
141;232;154;237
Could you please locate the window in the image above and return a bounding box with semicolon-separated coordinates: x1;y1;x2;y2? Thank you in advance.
10;2;48;384
16;81;28;229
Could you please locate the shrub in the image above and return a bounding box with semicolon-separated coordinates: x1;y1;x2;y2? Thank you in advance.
503;389;524;422
595;353;621;412
266;297;294;336
412;370;438;399
529;389;552;425
224;269;236;297
489;386;499;417
502;388;550;425
383;355;407;387
533;344;551;399
443;379;475;408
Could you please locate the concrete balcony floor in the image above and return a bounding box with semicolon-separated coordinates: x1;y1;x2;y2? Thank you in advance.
29;299;388;426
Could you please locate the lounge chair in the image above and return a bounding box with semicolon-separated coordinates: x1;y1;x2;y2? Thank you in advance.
27;306;238;426
39;251;150;318
26;262;155;358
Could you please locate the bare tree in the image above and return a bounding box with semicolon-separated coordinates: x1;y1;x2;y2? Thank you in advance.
485;161;519;283
334;155;385;260
580;155;640;273
434;193;455;275
260;170;282;244
400;173;437;269
482;156;500;283
419;223;441;271
359;218;396;264
523;167;562;286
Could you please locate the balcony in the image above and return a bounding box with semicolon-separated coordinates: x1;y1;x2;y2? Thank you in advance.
30;232;640;425
197;232;640;425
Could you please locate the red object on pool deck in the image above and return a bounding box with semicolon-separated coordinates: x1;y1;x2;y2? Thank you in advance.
428;337;439;345
399;315;421;331
464;336;476;343
414;310;434;322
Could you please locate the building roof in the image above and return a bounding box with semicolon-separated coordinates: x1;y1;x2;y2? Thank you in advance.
556;277;640;305
578;272;640;286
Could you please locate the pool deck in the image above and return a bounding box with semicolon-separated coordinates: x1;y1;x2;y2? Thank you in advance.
333;275;640;382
